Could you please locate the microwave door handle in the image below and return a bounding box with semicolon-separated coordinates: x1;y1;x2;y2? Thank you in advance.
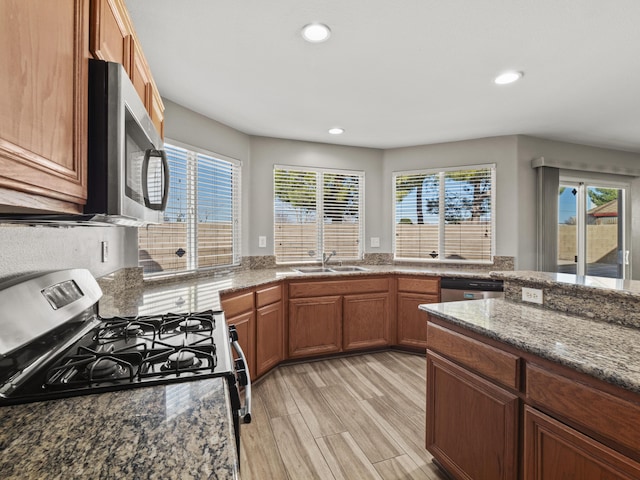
159;149;170;211
142;149;170;211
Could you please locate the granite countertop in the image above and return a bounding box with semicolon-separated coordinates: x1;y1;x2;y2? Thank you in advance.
421;298;640;395
100;265;499;317
492;270;640;299
0;378;239;480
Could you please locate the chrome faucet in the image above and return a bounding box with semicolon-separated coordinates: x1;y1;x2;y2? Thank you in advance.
322;250;337;268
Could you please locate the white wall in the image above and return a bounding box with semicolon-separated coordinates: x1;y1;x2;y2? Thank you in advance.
383;136;519;260
248;136;384;256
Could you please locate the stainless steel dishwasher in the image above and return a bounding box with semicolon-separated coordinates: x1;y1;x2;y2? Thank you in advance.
440;277;504;302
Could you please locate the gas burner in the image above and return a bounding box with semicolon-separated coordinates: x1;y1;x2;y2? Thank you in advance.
165;350;199;370
159;311;216;337
178;319;202;332
96;318;158;343
87;358;118;378
125;323;145;337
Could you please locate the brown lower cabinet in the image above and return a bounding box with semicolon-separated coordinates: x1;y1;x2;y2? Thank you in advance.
288;295;342;358
220;290;255;379
524;406;640;480
426;316;640;480
255;284;284;377
426;351;518;480
343;292;390;351
287;276;392;359
397;276;440;349
221;283;285;380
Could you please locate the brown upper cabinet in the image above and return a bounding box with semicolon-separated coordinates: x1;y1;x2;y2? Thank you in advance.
0;0;163;215
90;0;165;137
89;0;131;72
0;0;90;214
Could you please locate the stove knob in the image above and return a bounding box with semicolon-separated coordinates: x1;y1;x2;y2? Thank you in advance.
228;325;238;342
235;359;248;386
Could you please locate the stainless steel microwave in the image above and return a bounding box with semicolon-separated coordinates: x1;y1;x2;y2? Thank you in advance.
85;59;169;226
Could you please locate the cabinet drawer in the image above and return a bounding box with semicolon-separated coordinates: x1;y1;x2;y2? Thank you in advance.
397;276;440;295
256;284;282;308
427;323;520;389
289;277;389;298
220;290;254;318
526;364;640;455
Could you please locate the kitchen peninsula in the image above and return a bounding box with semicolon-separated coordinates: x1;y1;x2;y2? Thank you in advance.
421;271;640;480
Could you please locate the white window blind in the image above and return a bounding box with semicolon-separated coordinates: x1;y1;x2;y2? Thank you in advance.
139;142;241;275
393;165;495;262
274;166;364;263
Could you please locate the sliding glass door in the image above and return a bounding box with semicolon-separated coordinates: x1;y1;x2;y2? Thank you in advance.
557;181;627;278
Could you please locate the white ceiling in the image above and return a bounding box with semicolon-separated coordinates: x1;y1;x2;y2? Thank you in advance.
126;0;640;152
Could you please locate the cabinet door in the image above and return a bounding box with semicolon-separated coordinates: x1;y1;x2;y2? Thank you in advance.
255;301;284;378
130;39;152;109
0;0;88;213
343;292;390;351
524;406;640;480
149;86;165;139
288;296;342;359
89;0;131;71
226;311;255;380
426;351;518;480
397;292;438;349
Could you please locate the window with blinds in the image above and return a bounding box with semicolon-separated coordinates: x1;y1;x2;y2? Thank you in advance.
274;166;364;263
393;164;495;262
139;142;241;275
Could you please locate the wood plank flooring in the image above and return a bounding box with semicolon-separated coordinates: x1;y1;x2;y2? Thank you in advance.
240;351;446;480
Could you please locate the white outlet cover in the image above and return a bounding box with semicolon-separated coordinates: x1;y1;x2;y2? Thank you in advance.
522;287;543;304
370;237;380;248
258;236;267;248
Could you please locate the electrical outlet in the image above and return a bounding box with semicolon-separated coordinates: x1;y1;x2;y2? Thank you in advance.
522;287;543;304
101;241;108;263
258;236;267;248
370;237;380;248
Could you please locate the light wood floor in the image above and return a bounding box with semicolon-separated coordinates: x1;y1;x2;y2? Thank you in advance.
240;351;446;480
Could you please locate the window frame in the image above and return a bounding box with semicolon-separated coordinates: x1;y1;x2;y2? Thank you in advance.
392;163;496;264
273;165;365;265
139;138;242;277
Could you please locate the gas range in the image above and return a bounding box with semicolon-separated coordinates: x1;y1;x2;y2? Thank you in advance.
0;269;250;456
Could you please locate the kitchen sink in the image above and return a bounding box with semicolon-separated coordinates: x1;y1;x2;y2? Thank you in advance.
292;267;335;273
328;266;369;272
291;266;369;274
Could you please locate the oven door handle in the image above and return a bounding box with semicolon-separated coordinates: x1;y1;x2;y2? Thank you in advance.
229;327;252;424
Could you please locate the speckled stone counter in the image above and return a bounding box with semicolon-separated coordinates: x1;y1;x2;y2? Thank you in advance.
0;378;239;480
98;264;503;318
491;270;640;328
421;298;640;394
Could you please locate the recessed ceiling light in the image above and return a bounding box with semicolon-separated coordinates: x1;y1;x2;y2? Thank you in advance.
328;127;344;135
301;23;331;43
494;71;523;85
